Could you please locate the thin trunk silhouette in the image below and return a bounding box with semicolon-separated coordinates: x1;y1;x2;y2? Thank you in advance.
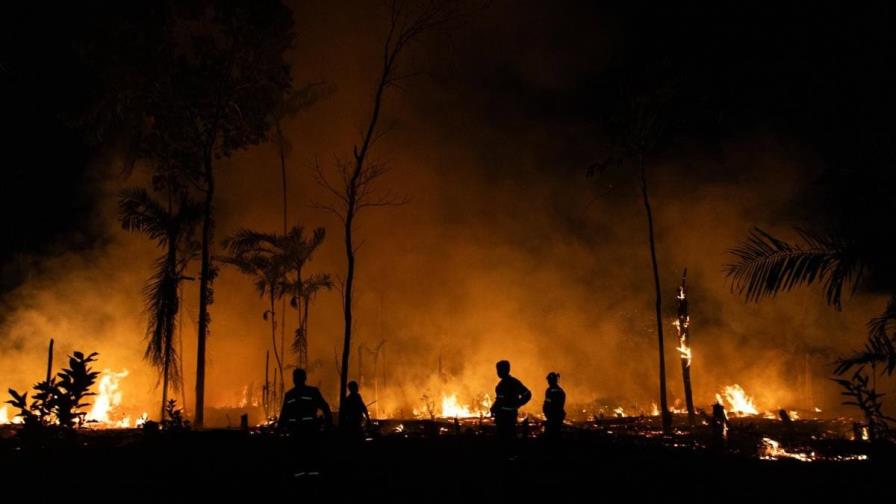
279;121;288;383
639;155;671;433
312;1;456;426
195;152;214;428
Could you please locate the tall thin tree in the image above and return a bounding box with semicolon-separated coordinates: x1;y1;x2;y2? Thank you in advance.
589;87;674;433
313;0;455;425
272;82;336;375
157;3;294;427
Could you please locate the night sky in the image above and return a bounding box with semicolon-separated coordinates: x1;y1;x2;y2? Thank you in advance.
4;3;895;283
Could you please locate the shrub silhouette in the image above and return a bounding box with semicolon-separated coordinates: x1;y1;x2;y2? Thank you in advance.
6;351;100;430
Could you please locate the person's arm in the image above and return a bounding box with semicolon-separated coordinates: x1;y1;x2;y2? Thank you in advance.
361;400;370;422
517;380;532;408
317;390;333;426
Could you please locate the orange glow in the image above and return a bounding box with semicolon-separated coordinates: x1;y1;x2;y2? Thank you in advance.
715;384;759;416
413;393;491;419
86;369;130;427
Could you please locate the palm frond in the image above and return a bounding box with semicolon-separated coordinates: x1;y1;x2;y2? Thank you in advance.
222;229;280;256
302;273;333;299
142;252;181;387
725;227;862;309
836;295;896;375
119;188;170;242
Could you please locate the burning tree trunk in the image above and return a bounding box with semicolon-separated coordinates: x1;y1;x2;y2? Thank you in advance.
674;268;695;426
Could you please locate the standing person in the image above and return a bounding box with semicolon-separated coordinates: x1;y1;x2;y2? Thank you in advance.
342;380;370;438
542;372;566;439
490;360;531;445
278;368;332;478
709;402;729;451
278;368;333;437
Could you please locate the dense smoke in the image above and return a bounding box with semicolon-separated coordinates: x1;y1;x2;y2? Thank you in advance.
0;1;888;424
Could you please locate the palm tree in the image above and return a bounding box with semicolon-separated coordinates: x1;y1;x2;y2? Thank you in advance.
277;227;332;368
224;227;331;370
725;227;862;310
726;228;895;382
119;188;200;422
220;231;289;403
271;82;336;383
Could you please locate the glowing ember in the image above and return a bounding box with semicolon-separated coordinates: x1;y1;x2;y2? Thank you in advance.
86;369;129;426
759;437;815;462
613;406;625;417
715;384;759;416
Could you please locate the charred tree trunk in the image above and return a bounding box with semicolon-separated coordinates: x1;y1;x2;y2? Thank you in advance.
269;291;284;409
676;268;695;427
297;297;310;368
263;350;271;419
45;338;54;383
339;198;357;426
177;283;188;412
161;187;178;423
332;3;446;425
195;151;215;428
640;155;671;434
338;41;388;427
278;121;288;371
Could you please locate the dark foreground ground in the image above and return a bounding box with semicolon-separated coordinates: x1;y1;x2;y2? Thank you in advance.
1;421;890;502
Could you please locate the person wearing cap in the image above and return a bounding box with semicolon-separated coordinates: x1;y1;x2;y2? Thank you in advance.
542;372;566;439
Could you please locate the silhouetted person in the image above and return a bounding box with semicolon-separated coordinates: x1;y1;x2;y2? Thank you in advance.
342;380;370;438
778;408;794;442
542;372;566;439
709;402;729;451
278;368;332;437
778;408;792;425
490;360;531;445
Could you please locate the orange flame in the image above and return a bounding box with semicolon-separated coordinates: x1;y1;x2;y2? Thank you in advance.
715;384;759;416
86;369;130;426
